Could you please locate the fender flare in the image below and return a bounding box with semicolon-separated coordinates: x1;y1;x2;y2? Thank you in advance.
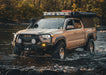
54;36;66;45
86;33;94;42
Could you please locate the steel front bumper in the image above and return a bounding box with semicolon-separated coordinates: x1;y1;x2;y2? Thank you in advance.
15;43;54;53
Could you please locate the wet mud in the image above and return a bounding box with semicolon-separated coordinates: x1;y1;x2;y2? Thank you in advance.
0;26;106;75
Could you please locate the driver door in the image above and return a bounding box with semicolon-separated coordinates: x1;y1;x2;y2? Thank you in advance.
64;19;85;49
64;19;77;49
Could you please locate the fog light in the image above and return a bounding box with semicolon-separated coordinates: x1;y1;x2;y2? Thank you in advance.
12;42;15;46
42;43;46;47
32;39;36;44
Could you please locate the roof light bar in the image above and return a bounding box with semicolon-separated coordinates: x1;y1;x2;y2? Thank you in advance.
43;11;96;17
44;12;70;16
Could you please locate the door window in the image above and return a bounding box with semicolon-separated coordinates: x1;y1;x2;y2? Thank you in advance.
74;20;82;29
67;20;74;26
66;20;74;30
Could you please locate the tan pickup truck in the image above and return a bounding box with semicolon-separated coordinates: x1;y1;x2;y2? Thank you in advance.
12;11;97;59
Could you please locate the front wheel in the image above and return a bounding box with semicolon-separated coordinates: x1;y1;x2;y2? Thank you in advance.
52;41;66;60
84;39;95;55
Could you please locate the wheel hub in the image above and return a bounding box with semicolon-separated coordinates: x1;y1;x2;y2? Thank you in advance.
90;43;94;53
59;47;64;59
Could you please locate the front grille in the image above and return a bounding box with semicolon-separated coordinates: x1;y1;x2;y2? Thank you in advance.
18;34;40;44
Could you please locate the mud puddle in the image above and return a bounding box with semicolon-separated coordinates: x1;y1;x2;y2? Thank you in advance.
0;49;106;75
0;29;106;75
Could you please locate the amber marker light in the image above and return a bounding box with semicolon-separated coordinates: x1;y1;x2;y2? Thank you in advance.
42;43;46;47
12;42;15;46
51;35;54;37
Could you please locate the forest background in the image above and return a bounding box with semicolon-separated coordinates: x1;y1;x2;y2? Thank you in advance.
0;0;105;25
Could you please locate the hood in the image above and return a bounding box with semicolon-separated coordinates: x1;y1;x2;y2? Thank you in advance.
16;29;63;35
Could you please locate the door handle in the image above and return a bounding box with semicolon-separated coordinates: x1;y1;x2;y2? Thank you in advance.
74;32;76;34
82;31;84;33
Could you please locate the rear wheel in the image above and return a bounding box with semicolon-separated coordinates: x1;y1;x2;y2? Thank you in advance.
52;41;66;60
84;39;95;55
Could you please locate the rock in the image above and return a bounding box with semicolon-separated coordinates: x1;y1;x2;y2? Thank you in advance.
6;69;21;75
95;63;106;75
78;71;94;75
30;66;35;69
57;71;70;75
43;70;57;75
64;66;69;69
0;67;7;75
20;71;28;75
28;70;42;75
63;70;67;72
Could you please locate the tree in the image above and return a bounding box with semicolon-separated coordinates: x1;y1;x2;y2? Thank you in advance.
0;0;105;23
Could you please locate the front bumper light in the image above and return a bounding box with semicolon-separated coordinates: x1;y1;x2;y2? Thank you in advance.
31;39;36;44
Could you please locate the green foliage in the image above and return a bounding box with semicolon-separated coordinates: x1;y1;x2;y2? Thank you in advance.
0;0;105;23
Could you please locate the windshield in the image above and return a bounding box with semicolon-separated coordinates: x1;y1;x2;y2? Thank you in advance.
28;18;65;29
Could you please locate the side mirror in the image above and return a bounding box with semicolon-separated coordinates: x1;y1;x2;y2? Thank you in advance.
34;24;38;28
66;25;74;30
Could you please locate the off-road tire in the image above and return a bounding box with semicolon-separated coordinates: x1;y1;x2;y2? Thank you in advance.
52;41;66;60
14;47;21;55
84;39;95;55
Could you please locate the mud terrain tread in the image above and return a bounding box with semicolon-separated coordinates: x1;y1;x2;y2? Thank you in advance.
52;41;66;60
84;39;95;54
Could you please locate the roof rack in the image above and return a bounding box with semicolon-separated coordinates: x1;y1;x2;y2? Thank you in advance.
43;11;96;18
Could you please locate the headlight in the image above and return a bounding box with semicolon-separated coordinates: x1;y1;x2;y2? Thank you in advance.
40;34;51;43
41;35;51;39
17;38;22;43
31;39;36;44
39;34;51;43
